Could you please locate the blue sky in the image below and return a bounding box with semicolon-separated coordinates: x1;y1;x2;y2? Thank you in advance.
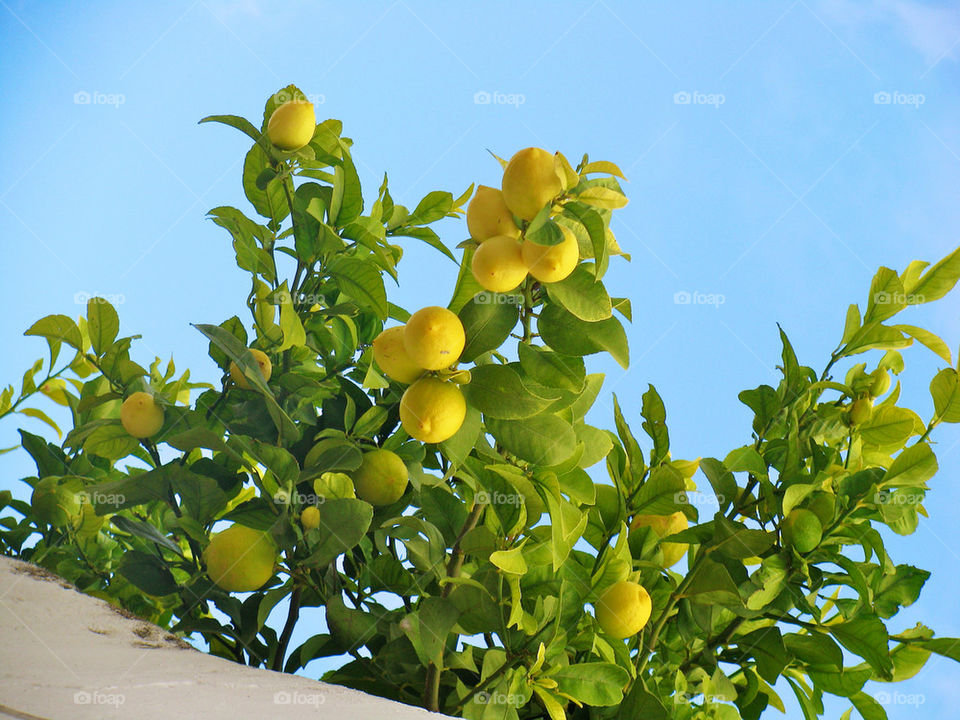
2;0;959;716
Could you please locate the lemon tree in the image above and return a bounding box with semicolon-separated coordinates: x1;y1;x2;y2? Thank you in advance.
4;84;960;719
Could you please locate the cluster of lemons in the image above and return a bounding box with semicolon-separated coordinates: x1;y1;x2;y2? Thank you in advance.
468;148;579;293
372;306;469;444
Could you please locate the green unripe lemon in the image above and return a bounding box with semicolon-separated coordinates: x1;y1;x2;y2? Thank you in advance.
203;524;277;592
352;449;409;506
848;398;873;426
782;508;822;553
868;368;891;397
31;477;83;528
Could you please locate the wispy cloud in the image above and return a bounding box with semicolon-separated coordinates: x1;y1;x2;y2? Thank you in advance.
818;0;960;67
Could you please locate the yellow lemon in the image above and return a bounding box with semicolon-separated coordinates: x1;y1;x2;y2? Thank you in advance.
203;524;277;592
230;348;272;390
781;508;822;553
266;100;316;151
352;449;409;506
471;235;528;292
466;185;520;240
403;306;465;371
372;326;425;384
521;224;579;283
400;377;467;443
120;392;165;438
630;511;688;568
594;581;652;639
501;147;564;221
300;506;321;531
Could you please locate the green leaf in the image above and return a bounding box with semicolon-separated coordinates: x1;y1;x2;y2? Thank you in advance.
641;384;669;466
562;203;607;271
86;298;119;356
549;663;630;706
849;691;888;720
490;546;527;574
632;465;685;515
518;344;585;392
882;442;937;488
895;324;952;364
544;493;589;570
903;245;960;304
828;615;893;678
198;114;264;147
439;405;481;470
458;292;520;363
242;144;288;225
844;324;912;356
327;256;388;320
574;186;628;209
874;565;929;618
525;217;565;246
485;414;577;466
408;190;452;224
330;151;363;226
465;364;553;419
863;267;905;323
783;631;843;670
737;627;789;683
916;637;960;663
111;516;182;555
538;303;629;369
930;368;960;422
684;559;742;606
414;597;459;667
118;550;178;596
859;406;918;448
24;314;83;350
545;266;612;321
303;498;373;566
711;518;776;559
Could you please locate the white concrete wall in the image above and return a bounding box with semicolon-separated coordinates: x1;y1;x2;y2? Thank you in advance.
0;556;445;719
